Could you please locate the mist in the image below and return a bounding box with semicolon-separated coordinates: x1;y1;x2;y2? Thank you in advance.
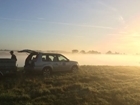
66;54;140;66
1;53;140;67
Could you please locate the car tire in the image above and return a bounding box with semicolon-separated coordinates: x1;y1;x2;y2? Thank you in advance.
42;67;52;77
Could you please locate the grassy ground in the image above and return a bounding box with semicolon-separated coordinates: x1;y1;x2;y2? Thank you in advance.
1;66;140;105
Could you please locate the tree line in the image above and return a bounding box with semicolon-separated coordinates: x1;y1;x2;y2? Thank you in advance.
72;49;101;54
72;49;125;55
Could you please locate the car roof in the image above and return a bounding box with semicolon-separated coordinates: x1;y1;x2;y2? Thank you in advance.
38;52;62;55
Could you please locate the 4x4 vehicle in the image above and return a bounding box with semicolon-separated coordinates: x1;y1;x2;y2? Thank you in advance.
18;49;79;76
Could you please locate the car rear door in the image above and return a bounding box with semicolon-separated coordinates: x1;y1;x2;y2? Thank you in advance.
18;49;39;70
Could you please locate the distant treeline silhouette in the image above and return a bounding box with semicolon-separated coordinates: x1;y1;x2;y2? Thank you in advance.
72;49;126;55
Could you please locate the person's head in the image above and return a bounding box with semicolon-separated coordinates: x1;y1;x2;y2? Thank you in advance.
10;51;14;55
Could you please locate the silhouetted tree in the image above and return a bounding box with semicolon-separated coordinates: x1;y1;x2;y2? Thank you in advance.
106;51;112;54
87;50;101;54
80;50;86;54
72;49;79;53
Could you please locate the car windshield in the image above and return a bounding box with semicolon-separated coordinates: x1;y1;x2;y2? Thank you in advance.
58;55;68;62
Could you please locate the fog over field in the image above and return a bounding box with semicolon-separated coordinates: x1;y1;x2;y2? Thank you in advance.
1;52;140;67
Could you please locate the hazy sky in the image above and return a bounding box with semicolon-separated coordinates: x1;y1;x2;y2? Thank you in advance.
0;0;140;53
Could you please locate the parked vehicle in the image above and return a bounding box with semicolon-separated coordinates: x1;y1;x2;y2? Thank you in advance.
18;49;79;76
0;58;17;77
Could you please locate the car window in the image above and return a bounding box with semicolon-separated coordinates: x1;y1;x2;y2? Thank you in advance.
48;55;58;62
42;55;46;61
58;55;68;62
48;55;53;61
31;54;38;61
42;54;52;62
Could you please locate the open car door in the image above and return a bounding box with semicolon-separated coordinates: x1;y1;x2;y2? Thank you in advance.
18;49;37;53
18;49;39;71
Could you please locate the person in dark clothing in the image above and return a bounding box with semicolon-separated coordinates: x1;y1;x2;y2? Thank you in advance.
10;51;17;63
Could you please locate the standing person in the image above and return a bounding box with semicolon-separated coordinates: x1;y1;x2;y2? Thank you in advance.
10;51;17;64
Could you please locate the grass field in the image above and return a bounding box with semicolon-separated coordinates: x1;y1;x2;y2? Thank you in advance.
1;66;140;105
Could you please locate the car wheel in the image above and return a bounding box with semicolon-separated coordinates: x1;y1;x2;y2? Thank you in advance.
42;68;52;77
71;66;78;72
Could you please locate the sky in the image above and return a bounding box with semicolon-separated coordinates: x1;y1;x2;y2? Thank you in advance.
0;0;140;53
